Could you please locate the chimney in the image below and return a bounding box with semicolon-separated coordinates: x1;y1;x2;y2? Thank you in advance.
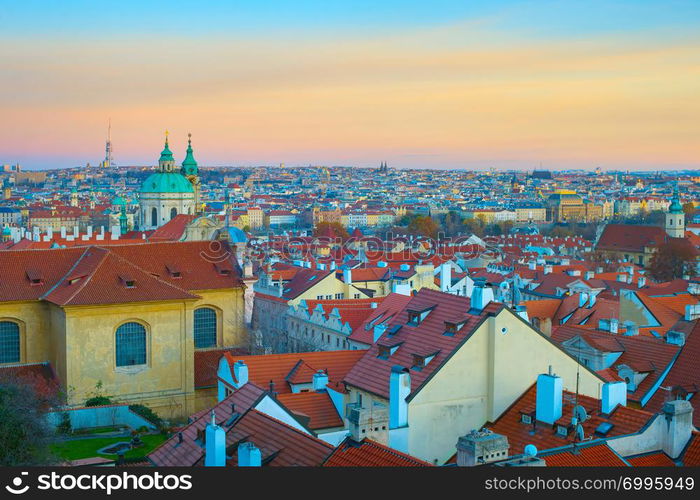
684;304;700;321
514;305;529;321
470;278;494;313
596;266;603;274
343;268;353;285
377;261;388;268
389;365;410;429
535;367;562;425
588;293;597;308
665;330;686;346
585;271;594;280
601;381;627;414
86;226;92;238
544;265;552;275
233;360;248;388
60;226;67;238
238;442;262;467
330;261;337;271
440;263;451;292
528;260;536;270
110;224;121;240
623;321;638;336
662;400;694;459
204;411;226;467
637;276;646;288
578;292;588;308
610;318;619;334
456;429;509;466
312;369;328;391
317;262;326;271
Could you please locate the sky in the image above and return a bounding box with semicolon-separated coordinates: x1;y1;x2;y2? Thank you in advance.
1;0;699;170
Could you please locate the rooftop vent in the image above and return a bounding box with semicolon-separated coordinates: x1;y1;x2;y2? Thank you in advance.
119;275;136;288
26;269;43;286
166;264;182;278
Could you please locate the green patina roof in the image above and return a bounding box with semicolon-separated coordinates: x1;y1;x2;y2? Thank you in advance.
181;134;198;176
669;184;683;214
112;196;126;206
159;134;174;162
140;172;194;194
2;226;11;236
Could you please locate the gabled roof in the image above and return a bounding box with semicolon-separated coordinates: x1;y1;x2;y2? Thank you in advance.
276;391;343;430
148;383;267;466
344;288;503;399
349;293;413;346
553;325;680;402
148;214;196;241
488;384;654;456
222;350;365;395
596;224;667;253
323;438;433;467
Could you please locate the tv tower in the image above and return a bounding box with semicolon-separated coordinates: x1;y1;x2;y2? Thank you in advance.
102;119;114;168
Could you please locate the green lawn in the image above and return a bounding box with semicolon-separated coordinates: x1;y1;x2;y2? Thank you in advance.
51;434;167;461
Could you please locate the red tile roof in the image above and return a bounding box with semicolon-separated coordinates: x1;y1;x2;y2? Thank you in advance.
304;297;387;331
276;391;343;430
194;347;248;389
0;362;60;400
596;224;667;253
626;452;676;466
543;444;628;466
344;288;503;399
0;241;243;304
222;350;365;395
552;325;680;403
681;433;700;466
149;383;267;466
323;438;433;466
349;293;413;346
148;214;196;241
488;385;654;457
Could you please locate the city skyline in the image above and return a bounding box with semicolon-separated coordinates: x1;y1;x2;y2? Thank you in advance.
1;0;699;170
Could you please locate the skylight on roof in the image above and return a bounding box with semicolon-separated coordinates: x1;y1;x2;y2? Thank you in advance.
594;422;614;436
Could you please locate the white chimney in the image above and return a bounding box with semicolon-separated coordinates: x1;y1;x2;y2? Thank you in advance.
440;263;451;292
535;367;562;425
578;292;588;308
601;381;627;414
588;293;597;308
312;370;329;391
662;400;694;459
389;365;410;429
233;360;249;388
470;279;494;313
204;412;226;467
60;226;67;239
610;318;619;334
623;321;638;336
330;261;337;271
585;271;594;280
343;268;352;285
238;442;261;467
544;265;552;275
528;260;536;270
637;276;646;288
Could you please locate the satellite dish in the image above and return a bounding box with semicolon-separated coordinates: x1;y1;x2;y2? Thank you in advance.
575;423;585;442
524;444;538;457
574;405;588;423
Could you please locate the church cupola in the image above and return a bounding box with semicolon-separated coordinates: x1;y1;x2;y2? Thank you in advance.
181;133;199;177
665;183;685;239
158;130;176;172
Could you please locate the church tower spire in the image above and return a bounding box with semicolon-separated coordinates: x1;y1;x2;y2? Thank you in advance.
665;182;685;238
158;130;175;172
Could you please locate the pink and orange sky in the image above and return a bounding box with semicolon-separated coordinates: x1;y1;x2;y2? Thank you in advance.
1;1;699;170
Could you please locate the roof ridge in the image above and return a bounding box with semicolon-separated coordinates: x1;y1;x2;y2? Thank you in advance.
41;246;109;304
246;408;334;449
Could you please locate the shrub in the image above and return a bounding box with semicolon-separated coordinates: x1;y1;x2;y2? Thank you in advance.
129;404;163;429
84;396;112;407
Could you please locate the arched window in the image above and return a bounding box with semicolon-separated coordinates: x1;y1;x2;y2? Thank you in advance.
194;307;217;348
116;322;147;367
151;207;158;227
0;321;20;364
170;207;177;220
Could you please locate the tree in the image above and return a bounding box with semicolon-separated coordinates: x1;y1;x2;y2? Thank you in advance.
648;239;698;282
682;202;695;217
407;216;440;239
313;221;349;242
0;375;58;465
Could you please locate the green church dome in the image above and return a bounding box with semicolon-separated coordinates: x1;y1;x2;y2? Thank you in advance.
140;172;194;194
181;133;198;176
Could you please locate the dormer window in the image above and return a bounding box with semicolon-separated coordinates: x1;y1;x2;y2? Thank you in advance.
443;320;466;336
166;264;181;278
26;269;43;286
411;351;438;371
406;305;435;326
377;342;402;359
119;275;136;288
214;263;232;276
387;324;402;336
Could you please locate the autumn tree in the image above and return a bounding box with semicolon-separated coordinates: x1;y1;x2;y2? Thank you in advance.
648;239;698;282
407;216;440;239
313;221;350;242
